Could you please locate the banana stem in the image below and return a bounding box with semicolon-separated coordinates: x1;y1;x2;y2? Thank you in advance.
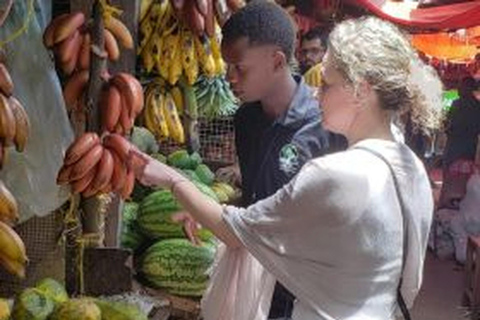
85;0;107;132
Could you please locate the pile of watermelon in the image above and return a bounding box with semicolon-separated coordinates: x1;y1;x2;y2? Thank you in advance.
120;148;238;298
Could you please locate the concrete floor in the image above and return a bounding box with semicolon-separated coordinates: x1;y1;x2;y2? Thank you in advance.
411;251;468;320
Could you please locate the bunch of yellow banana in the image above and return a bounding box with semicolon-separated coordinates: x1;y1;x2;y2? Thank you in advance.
0;217;28;278
0;64;31;164
138;0;225;85
143;80;185;144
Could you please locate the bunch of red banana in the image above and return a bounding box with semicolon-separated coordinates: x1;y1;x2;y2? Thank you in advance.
170;0;245;35
57;132;137;200
43;12;134;75
99;73;144;135
0;63;30;165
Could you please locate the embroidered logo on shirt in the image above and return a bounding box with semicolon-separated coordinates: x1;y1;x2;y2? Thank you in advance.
279;144;300;176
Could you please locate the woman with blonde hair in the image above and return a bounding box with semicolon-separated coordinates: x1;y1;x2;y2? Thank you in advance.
129;16;443;320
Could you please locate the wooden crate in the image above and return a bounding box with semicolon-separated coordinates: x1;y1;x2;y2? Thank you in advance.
144;287;201;320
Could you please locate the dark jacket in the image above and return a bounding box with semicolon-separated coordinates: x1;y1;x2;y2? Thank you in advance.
234;77;331;318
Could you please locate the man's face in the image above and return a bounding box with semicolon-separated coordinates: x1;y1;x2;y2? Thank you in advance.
221;38;278;103
299;38;325;73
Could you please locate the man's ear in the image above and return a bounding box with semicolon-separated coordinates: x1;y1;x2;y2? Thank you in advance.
273;50;287;71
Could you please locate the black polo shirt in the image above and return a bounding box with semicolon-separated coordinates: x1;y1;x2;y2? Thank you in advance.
235;77;330;207
233;77;331;318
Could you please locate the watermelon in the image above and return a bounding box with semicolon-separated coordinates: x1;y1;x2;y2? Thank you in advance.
137;187;216;240
121;202;147;251
141;239;216;297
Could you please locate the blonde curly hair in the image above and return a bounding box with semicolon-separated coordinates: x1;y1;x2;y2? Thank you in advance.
328;16;444;133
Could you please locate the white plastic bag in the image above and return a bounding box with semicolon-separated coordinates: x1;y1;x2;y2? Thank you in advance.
450;172;480;263
0;1;73;221
201;243;276;320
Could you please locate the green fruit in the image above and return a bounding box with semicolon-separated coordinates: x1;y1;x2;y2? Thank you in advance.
131;126;159;154
141;239;215;297
167;150;191;169
181;169;201;182
35;278;68;304
195;164;215;186
49;298;101;320
151;152;167;163
94;299;148;320
12;288;55;320
187;151;203;169
192;180;219;202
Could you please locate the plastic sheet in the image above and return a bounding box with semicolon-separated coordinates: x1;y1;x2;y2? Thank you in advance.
0;0;73;222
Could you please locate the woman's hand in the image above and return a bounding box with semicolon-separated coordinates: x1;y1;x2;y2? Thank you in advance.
127;149;186;189
171;211;201;245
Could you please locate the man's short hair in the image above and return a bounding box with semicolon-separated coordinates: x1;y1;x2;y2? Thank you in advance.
302;27;328;48
222;0;296;63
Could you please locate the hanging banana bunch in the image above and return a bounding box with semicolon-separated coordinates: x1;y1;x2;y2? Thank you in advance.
143;79;185;145
138;0;237;85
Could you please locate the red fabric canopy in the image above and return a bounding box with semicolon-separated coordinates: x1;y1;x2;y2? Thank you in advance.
347;0;480;30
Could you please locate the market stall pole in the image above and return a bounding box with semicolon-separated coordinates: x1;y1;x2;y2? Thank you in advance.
63;0;140;296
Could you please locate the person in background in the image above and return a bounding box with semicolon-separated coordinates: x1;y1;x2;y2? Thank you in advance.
299;27;328;75
177;1;332;319
129;15;444;320
443;77;480;168
440;77;480;207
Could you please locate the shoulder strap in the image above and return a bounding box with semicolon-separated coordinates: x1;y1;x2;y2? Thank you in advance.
355;146;412;320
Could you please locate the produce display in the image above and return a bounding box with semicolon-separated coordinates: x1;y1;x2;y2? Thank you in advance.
10;278;148;320
119;148;240;297
138;1;232;84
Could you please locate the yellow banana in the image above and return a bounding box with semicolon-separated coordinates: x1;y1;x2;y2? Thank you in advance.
9;97;30;153
0;180;18;223
143;86;158;136
168;32;182;85
153;92;170;140
194;36;216;77
163;92;184;144
210;30;225;75
0;220;28;264
141;36;156;73
0;94;16;147
151;32;164;75
0;254;25;278
170;86;184;116
0;298;10;319
181;29;199;85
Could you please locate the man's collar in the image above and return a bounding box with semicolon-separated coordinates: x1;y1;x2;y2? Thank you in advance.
274;75;318;127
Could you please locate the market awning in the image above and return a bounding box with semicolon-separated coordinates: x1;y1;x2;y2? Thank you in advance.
347;0;480;30
411;31;479;62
